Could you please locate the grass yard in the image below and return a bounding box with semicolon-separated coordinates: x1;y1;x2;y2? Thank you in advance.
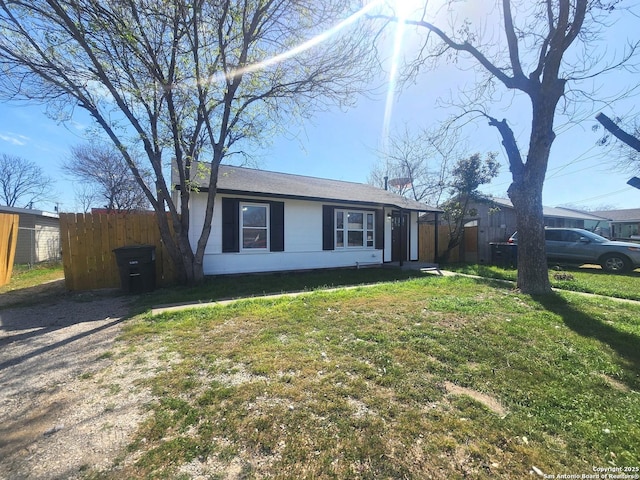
0;261;64;294
141;267;430;308
94;274;640;479
0;262;65;307
446;263;640;301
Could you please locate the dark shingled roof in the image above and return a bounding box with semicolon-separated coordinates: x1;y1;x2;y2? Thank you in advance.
178;164;441;212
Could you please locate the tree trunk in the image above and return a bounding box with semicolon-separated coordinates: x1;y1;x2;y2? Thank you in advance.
151;194;204;286
509;185;550;294
507;92;557;295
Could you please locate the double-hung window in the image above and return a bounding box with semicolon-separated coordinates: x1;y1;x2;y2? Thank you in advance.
335;210;374;248
241;203;269;250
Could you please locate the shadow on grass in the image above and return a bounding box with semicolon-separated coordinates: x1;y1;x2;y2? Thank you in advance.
0;279;67;309
533;292;640;389
138;267;435;309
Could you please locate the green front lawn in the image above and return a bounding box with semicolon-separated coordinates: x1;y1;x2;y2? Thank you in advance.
446;263;640;301
91;274;639;479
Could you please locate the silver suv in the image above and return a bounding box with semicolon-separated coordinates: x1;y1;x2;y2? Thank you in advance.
508;228;640;273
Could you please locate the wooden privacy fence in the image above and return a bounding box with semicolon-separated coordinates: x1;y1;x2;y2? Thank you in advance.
418;224;462;263
0;213;19;286
60;212;178;291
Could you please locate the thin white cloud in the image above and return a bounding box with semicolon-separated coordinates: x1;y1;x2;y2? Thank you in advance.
0;132;29;146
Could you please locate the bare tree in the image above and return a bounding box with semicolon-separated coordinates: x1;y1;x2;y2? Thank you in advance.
74;183;98;214
0;153;54;208
0;0;374;284
368;125;460;206
62;143;150;212
374;0;637;294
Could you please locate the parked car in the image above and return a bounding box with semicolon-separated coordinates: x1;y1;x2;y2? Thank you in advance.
508;228;640;273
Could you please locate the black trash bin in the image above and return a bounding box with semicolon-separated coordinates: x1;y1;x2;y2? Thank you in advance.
489;242;518;268
113;245;156;293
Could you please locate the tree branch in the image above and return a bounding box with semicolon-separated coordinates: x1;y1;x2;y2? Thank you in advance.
487;115;524;178
502;0;525;82
369;14;528;92
596;112;640;153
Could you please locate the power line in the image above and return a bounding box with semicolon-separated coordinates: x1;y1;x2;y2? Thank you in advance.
569;186;635;204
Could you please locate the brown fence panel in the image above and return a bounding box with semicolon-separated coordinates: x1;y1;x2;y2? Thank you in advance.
463;226;479;263
419;224;461;263
0;213;19;286
60;212;178;291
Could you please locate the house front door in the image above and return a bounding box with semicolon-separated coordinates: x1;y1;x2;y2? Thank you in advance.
391;211;408;262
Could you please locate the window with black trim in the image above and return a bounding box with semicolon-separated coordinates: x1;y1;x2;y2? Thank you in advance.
335;209;374;248
241;202;269;250
222;198;284;253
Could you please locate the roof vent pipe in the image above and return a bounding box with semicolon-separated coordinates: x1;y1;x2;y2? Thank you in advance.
384;176;388;191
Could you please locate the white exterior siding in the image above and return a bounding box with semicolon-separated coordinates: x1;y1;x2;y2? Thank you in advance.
284;200;323;252
188;193;395;275
203;249;383;275
410;211;419;261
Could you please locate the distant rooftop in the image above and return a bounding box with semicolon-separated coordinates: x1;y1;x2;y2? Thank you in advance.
0;204;59;218
591;208;640;222
486;198;609;221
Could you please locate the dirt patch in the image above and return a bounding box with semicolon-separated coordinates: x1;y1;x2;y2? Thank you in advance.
444;381;508;418
0;290;165;480
596;373;630;393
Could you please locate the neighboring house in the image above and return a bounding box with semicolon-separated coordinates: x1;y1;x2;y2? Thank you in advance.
463;197;608;264
0;205;60;264
590;208;640;240
173;164;441;275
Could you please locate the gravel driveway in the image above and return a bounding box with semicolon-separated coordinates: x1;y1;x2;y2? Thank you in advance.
0;285;159;479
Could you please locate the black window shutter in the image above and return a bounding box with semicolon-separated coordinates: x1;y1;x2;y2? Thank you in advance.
269;201;285;252
375;208;384;249
322;205;334;250
222;197;239;253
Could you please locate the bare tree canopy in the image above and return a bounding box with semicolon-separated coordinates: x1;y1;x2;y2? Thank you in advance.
0;0;374;283
0;153;54;208
373;0;637;294
62;143;150;212
368;125;462;206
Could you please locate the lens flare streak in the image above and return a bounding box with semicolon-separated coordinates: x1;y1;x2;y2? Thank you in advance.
205;0;386;87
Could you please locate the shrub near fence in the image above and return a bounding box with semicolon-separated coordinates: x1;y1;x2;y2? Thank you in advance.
59;212;178;291
0;213;19;286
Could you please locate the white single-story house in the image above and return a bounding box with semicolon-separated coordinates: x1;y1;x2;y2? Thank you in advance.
173;164;441;275
0;205;60;264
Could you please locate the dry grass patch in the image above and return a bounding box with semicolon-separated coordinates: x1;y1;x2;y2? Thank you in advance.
88;275;640;479
443;381;508;418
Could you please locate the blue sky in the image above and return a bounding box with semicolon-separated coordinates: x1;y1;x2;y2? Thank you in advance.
1;2;639;213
